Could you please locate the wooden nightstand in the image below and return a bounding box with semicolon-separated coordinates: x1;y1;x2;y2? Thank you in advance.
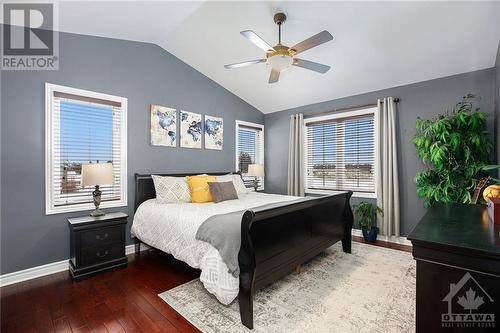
68;212;128;281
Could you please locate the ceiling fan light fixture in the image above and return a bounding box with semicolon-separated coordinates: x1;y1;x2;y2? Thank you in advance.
224;12;333;83
267;54;293;71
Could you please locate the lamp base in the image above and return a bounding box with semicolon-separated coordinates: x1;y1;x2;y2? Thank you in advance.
253;177;259;192
90;208;105;217
90;185;105;217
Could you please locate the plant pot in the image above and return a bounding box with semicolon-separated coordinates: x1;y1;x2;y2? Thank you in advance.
362;226;379;243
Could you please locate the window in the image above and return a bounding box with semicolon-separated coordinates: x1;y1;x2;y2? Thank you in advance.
304;107;377;197
45;83;127;214
235;120;264;190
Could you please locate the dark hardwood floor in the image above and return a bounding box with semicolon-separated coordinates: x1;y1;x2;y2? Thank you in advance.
0;237;411;333
1;251;201;333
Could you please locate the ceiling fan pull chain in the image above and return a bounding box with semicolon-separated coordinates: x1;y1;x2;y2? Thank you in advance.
278;23;281;45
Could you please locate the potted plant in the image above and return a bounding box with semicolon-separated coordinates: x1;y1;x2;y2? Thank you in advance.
413;94;492;207
354;202;383;242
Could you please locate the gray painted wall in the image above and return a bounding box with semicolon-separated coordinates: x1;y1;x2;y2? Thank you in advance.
264;68;496;236
0;31;263;274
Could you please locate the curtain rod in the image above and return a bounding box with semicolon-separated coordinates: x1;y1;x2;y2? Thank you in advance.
303;97;400;118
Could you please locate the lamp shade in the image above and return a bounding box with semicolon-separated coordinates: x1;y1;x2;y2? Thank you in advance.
81;163;114;187
247;164;265;177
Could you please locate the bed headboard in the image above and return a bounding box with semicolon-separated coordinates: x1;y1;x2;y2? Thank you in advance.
134;172;240;211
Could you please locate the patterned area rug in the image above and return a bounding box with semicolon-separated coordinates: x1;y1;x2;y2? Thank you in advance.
159;242;416;333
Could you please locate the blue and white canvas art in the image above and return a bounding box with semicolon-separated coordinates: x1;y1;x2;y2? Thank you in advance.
204;115;223;150
150;105;176;147
180;110;202;149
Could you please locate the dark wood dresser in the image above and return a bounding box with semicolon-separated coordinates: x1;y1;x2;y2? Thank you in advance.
68;212;128;281
408;204;500;332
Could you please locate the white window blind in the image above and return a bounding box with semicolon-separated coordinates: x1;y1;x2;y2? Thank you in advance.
305;109;375;194
45;84;127;214
235;121;264;190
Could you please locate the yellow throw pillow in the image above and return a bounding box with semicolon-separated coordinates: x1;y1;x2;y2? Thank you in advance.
186;175;216;203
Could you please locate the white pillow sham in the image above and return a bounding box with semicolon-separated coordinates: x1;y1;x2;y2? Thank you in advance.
152;175;191;203
216;174;249;195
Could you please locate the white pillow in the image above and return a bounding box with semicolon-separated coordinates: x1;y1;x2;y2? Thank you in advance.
216;174;248;195
152;175;191;203
232;174;249;195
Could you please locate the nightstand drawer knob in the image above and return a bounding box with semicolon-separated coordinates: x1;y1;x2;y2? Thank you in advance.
96;233;109;241
96;250;109;258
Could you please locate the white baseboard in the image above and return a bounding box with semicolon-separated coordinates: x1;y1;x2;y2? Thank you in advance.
0;259;69;288
125;243;151;255
351;229;412;247
0;243;150;287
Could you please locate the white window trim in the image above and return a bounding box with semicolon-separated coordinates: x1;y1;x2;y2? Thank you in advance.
45;83;128;215
305;189;377;199
303;107;378;199
235;120;265;191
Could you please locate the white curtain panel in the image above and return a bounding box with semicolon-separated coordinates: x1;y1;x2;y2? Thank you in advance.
287;113;305;196
376;98;400;236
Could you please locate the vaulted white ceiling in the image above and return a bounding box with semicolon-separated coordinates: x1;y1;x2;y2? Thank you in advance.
54;1;500;113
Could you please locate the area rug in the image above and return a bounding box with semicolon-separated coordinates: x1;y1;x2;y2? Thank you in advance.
159;242;416;333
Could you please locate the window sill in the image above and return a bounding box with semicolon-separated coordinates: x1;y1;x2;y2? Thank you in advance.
45;199;127;215
305;189;377;199
246;186;265;192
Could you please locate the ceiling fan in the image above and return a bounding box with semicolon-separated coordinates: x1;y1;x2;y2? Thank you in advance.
224;12;333;84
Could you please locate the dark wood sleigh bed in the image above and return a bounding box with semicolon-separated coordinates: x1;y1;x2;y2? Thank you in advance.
133;172;354;329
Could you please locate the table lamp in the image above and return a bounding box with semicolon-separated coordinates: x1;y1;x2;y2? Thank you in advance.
81;162;114;217
247;164;264;191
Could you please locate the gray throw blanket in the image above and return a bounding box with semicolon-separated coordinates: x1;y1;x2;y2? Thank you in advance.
195;198;309;277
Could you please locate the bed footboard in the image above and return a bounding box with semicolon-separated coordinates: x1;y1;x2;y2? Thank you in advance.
238;192;353;329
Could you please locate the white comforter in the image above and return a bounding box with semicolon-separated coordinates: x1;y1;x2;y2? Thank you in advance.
131;192;298;304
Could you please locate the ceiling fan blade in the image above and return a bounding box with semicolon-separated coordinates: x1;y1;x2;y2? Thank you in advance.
269;69;280;84
293;58;330;74
291;30;333;55
224;59;266;69
240;30;275;52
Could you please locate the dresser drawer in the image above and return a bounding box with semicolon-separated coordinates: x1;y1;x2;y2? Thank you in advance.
80;242;124;267
80;225;123;248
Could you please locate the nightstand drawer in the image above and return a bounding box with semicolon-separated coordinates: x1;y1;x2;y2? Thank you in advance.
80;242;124;267
80;226;123;248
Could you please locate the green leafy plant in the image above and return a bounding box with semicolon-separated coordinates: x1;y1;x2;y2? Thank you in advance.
354;202;383;231
480;164;500;182
414;94;492;207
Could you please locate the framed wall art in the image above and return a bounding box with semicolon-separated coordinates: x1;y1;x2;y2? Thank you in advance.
204;115;223;150
150;104;176;147
180;110;202;149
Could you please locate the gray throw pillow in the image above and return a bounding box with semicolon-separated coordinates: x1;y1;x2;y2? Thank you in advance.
208;181;238;203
